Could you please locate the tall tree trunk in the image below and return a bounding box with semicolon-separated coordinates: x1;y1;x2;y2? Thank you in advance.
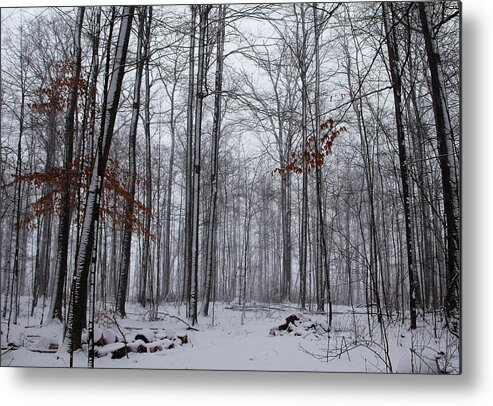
383;2;418;329
202;5;226;317
139;7;153;308
64;6;134;358
50;7;85;322
280;170;291;302
71;9;102;326
6;25;30;329
161;82;177;302
32;188;53;315
189;5;211;325
299;4;308;310
32;108;57;316
418;2;460;334
9;93;26;328
183;5;197;314
312;4;332;321
116;7;146;317
407;50;434;312
345;17;383;324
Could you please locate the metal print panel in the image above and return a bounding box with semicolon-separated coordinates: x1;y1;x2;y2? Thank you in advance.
0;1;461;373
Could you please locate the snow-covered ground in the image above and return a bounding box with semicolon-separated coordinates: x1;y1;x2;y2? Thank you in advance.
1;300;459;374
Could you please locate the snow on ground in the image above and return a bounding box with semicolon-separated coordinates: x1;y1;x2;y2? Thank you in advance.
1;300;459;373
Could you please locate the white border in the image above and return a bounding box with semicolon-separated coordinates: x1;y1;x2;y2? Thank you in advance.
1;0;492;405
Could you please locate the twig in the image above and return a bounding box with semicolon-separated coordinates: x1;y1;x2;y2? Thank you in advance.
1;345;18;356
144;310;199;331
110;315;129;359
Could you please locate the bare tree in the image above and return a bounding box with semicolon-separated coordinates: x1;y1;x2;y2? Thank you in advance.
64;6;134;359
383;2;418;329
115;7;147;318
202;5;226;316
50;7;85;322
418;2;460;334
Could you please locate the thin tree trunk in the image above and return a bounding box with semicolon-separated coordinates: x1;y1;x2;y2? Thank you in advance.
183;5;197;314
139;7;153;308
299;4;308;310
116;7;146;317
189;5;211;325
312;4;332;321
202;5;226;317
9;93;26;328
162;100;175;302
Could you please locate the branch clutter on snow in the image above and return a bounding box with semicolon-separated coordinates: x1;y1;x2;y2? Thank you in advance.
269;314;330;338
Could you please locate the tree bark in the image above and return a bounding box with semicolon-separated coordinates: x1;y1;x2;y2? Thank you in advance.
189;5;211;325
116;7;146;318
202;5;226;317
299;3;308;310
418;2;460;334
64;6;134;357
183;5;197;315
139;7;153;308
50;7;85;322
383;2;418;329
312;3;332;321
